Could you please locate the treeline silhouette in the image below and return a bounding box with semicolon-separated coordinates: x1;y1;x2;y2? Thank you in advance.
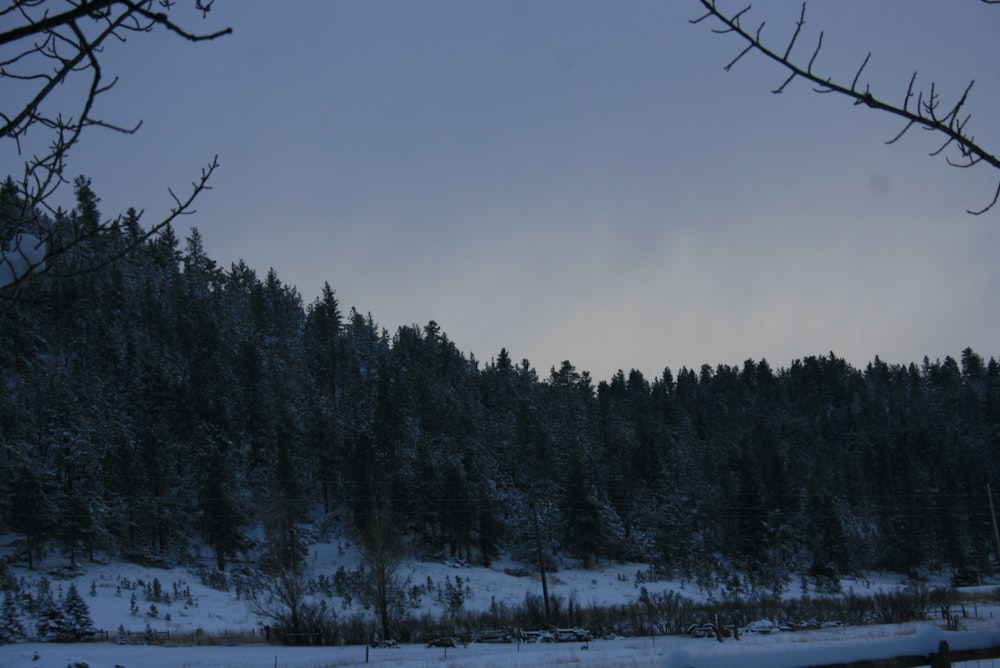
2;177;998;593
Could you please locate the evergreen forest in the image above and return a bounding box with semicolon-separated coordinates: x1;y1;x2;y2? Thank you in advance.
3;177;1000;595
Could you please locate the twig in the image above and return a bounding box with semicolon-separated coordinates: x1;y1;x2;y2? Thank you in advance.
693;0;1000;214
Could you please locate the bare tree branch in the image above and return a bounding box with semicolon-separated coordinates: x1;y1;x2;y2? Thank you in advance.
0;1;118;47
692;0;1000;214
1;0;232;298
1;155;220;300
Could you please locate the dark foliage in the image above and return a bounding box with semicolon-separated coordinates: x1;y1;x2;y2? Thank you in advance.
1;179;999;593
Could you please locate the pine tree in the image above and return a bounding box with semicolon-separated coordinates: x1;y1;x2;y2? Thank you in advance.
34;596;68;642
561;458;609;569
54;465;102;565
0;590;26;642
70;175;101;235
62;583;94;641
303;281;346;514
198;438;246;572
7;466;51;570
477;503;502;568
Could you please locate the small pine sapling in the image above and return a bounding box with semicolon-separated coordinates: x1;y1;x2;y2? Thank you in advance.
0;590;26;642
62;583;95;640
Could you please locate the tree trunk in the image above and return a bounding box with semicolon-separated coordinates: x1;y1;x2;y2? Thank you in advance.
530;500;550;622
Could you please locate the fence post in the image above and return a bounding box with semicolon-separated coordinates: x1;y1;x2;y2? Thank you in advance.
929;640;951;668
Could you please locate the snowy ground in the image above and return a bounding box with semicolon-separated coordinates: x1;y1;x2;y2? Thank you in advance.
3;623;1000;668
2;536;999;667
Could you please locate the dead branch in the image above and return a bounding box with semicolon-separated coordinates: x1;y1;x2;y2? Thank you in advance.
0;155;219;301
1;0;231;298
692;0;1000;214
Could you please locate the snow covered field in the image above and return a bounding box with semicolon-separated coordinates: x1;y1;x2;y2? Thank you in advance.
3;623;1000;668
2;537;999;667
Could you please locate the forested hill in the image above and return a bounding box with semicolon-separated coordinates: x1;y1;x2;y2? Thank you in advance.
2;178;999;591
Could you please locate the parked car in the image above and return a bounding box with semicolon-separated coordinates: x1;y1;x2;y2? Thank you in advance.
474;629;512;643
426;637;460;648
552;627;592;642
687;622;733;639
742;619;779;635
687;622;717;638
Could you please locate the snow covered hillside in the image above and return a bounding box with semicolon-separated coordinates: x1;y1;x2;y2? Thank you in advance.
1;538;684;640
2;535;1000;667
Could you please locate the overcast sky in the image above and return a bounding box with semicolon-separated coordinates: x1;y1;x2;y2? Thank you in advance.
8;1;1000;382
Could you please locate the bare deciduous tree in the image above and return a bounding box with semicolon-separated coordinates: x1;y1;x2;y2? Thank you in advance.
358;483;403;643
245;568;337;645
692;1;1000;215
0;0;232;292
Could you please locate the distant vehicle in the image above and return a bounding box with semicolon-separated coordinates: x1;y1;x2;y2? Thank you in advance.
519;630;554;643
552;626;593;642
426;636;460;648
687;622;715;638
742;619;778;635
474;629;512;643
686;622;731;639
